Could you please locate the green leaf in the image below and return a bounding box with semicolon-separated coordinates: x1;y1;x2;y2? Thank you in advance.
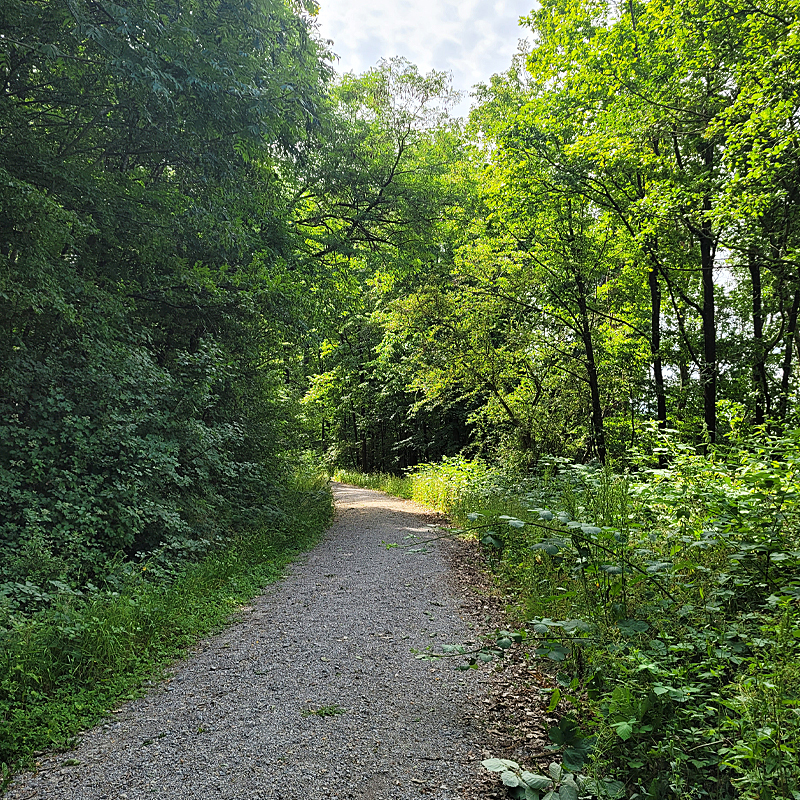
616;619;649;635
540;643;569;661
502;770;522;787
770;551;790;562
603;779;626;797
482;758;520;773
521;772;554;790
612;720;635;740
562;619;594;633
581;525;602;536
558;784;578;800
548;718;578;746
562;743;592;771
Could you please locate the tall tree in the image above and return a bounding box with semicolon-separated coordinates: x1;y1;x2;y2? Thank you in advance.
0;0;331;581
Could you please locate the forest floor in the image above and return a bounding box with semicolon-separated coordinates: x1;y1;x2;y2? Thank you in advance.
4;484;550;800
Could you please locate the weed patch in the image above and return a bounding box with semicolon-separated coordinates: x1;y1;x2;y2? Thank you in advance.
302;704;346;718
333;469;413;499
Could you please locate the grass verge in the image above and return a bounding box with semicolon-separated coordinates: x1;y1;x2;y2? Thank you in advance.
0;477;333;787
333;458;520;522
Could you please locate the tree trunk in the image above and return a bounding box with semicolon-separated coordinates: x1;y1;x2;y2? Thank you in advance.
352;412;359;468
699;176;717;446
749;254;769;426
576;275;606;464
361;430;368;473
648;260;667;434
678;358;690;414
778;289;800;423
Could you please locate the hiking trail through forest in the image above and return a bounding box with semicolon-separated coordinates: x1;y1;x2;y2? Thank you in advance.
6;484;490;800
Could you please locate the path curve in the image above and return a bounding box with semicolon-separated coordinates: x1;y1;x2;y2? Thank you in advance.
6;484;485;800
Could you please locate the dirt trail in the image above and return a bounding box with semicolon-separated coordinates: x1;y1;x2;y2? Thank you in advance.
6;484;487;800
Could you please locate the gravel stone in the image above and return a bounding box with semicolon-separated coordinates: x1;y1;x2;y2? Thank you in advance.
6;484;487;799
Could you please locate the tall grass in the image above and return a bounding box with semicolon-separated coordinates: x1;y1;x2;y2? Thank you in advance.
408;457;521;518
335;457;523;518
0;471;333;783
333;469;413;499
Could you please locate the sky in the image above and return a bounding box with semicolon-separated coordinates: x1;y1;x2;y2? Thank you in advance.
313;0;536;117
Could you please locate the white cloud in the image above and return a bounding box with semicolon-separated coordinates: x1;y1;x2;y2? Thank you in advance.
314;0;534;116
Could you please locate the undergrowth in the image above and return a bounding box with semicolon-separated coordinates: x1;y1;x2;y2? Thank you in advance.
341;433;800;800
0;467;333;785
335;456;518;513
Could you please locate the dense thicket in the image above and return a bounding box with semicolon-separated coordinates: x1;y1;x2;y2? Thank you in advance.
0;1;469;613
0;0;331;604
2;0;799;794
297;59;472;470
338;437;800;800
304;8;800;796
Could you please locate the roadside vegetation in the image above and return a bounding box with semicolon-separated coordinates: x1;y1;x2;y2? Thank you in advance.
338;435;800;800
3;0;800;797
314;3;800;795
333;470;413;499
0;469;332;784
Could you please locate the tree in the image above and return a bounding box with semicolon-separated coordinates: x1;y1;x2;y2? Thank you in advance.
0;0;332;585
297;59;472;472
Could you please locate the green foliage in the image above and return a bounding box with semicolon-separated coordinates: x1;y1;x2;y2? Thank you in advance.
0;481;333;779
332;469;413;499
314;0;800;471
482;758;624;800
3;0;800;797
0;0;332;608
408;458;512;513
406;436;800;799
302;704;346;718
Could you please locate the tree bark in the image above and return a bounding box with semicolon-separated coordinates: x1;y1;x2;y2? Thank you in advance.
778;289;800;423
648;260;667;432
699;160;717;446
748;254;769;426
352;411;359;468
575;273;606;464
361;429;368;473
677;358;690;415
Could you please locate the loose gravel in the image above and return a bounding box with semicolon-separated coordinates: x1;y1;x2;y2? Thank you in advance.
6;484;487;800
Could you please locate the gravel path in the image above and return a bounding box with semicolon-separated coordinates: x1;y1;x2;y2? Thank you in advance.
6;484;487;800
